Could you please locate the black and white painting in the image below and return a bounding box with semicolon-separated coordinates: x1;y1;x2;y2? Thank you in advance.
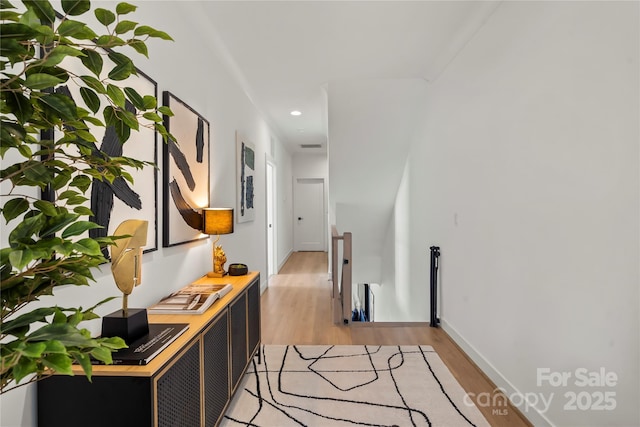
49;64;158;257
236;132;255;223
162;92;210;247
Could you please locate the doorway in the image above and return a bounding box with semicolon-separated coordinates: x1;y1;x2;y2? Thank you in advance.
266;159;277;280
293;178;326;251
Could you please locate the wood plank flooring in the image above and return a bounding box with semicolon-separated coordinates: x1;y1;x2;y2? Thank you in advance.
261;251;532;427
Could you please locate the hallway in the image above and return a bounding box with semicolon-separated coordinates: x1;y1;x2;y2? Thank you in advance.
260;251;531;427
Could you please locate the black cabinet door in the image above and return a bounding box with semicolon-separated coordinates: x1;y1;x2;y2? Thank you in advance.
38;375;153;427
230;292;247;391
156;341;201;427
203;311;230;426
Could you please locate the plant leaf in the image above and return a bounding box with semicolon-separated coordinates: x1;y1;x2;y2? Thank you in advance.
114;20;136;35
0;22;38;40
27;323;91;346
61;0;90;16
57;19;87;37
38;93;78;121
142;95;156;110
40;212;80;238
133;25;173;41
107;51;134;81
42;353;73;375
118;108;138;131
9;248;33;270
142;112;162;122
79;75;107;94
44;340;68;354
73;206;94;216
73;352;92;379
99;336;127;350
1;0;17;10
17;143;33;157
2;307;57;335
24;73;64;90
13;358;37;384
128;39;148;57
61;221;102;238
123;87;144;110
94;8;115;26
23;0;55;25
9;213;45;245
157;106;173;117
106;84;125;108
2;197;29;222
4;89;34;123
41;44;83;67
95;34;124;48
115;2;137;15
33;199;57;216
79;87;100;113
80;48;103;76
21;342;47;358
73;238;102;256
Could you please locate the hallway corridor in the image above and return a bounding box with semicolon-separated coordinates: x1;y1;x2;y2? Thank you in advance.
259;251;531;427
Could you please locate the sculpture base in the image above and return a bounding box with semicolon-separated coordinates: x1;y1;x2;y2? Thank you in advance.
207;271;227;278
101;308;149;344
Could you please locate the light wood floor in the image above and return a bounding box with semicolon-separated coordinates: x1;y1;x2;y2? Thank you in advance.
260;251;532;427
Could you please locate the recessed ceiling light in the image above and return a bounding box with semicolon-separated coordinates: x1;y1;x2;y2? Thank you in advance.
290;110;302;116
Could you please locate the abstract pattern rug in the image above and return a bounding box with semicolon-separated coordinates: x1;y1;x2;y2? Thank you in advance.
221;345;489;426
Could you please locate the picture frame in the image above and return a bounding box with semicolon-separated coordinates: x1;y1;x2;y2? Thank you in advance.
44;63;159;257
162;91;211;247
236;132;256;223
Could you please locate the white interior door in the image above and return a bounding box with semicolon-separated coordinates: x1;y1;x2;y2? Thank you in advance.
293;178;325;251
266;160;277;278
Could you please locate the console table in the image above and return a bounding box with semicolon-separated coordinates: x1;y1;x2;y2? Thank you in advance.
38;272;261;427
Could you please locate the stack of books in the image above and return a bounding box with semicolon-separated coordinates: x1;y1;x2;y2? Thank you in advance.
108;323;190;365
148;283;233;315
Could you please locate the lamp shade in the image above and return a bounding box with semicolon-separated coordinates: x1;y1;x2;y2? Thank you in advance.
202;208;234;235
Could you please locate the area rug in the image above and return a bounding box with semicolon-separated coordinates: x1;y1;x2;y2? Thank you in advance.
221;345;489;427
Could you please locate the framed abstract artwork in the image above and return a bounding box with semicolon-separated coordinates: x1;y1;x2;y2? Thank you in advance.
45;66;159;257
236;132;256;223
162;91;210;247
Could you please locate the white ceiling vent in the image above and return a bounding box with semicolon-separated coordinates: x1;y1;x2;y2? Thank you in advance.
300;144;322;149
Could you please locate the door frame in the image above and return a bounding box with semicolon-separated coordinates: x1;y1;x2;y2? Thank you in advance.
293;177;327;252
265;156;277;282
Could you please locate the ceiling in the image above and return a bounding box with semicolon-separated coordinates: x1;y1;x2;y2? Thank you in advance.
195;1;501;154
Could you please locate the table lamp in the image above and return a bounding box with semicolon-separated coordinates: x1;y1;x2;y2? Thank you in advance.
202;208;234;277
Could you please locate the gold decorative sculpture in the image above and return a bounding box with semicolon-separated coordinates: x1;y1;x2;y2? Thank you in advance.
211;244;228;278
110;219;148;314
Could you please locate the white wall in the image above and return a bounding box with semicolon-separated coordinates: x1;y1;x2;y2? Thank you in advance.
409;2;639;426
378;158;420;322
292;153;328;180
275;145;294;271
0;2;293;426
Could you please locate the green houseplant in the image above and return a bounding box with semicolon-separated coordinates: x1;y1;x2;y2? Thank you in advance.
0;0;173;393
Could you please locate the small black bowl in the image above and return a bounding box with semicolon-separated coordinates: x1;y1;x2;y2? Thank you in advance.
228;263;248;276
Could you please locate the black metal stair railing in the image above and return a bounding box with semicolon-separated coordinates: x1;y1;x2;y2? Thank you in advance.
429;246;441;327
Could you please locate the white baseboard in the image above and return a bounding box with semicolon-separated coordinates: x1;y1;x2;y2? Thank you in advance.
441;319;554;427
278;249;293;272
